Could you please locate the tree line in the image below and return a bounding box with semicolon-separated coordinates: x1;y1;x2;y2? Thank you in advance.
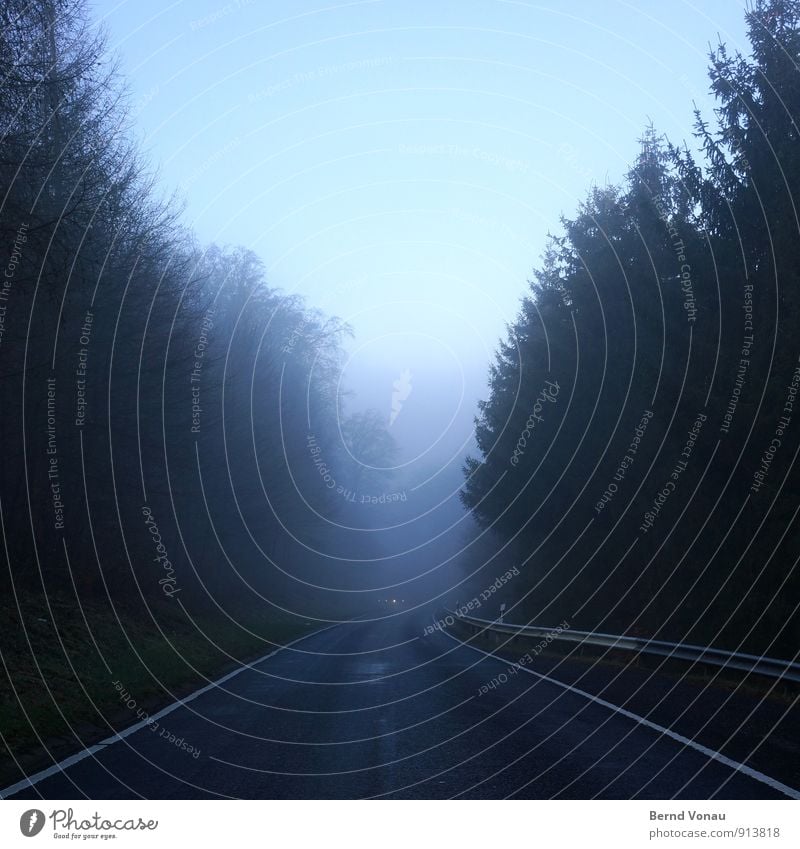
462;0;800;657
0;0;392;623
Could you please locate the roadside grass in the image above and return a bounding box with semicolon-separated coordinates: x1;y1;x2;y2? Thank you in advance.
0;590;316;788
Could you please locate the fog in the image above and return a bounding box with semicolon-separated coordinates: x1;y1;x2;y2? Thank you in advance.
4;0;800;807
77;1;752;627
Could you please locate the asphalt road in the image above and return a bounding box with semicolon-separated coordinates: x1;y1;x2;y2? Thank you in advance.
5;612;798;799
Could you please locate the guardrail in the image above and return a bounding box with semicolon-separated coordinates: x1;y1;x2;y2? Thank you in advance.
447;610;800;684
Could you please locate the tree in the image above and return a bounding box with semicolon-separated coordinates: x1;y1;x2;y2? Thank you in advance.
461;1;800;654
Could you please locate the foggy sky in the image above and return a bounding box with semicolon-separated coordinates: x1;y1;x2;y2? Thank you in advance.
93;0;749;466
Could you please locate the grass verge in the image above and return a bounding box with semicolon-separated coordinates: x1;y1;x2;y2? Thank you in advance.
0;589;317;789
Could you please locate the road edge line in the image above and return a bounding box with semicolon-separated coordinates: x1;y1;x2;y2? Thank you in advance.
439;623;800;799
1;622;340;799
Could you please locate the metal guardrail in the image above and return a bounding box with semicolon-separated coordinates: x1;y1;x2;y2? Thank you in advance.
447;610;800;684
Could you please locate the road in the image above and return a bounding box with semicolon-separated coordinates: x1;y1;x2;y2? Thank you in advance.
4;612;798;799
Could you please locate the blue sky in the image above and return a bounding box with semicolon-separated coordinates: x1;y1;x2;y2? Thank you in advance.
92;0;750;458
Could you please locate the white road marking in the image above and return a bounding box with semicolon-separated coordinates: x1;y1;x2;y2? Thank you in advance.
1;623;338;799
440;626;800;799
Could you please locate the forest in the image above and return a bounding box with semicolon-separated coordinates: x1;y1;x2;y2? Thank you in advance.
0;0;405;766
2;0;800;785
0;0;401;619
462;0;800;657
